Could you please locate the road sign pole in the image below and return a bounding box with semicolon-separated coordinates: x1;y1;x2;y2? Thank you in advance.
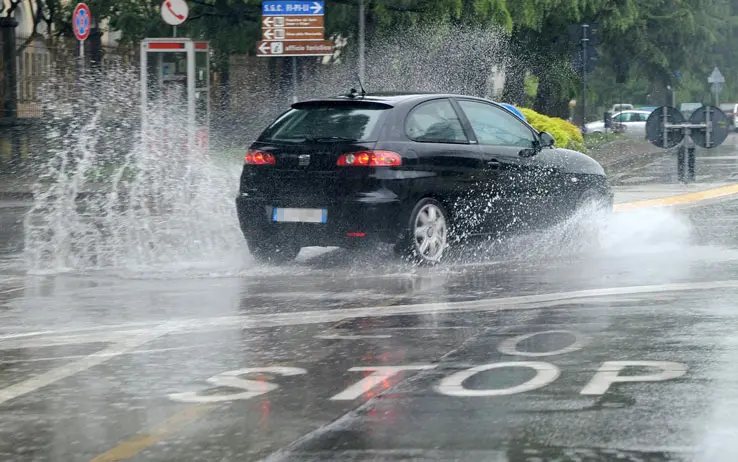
677;144;686;182
581;25;589;128
359;0;365;82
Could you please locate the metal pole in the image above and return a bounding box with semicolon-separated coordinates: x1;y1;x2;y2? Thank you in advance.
688;146;696;182
140;40;148;142
671;86;676;108
581;24;588;128
173;26;177;38
677;143;686;183
358;0;365;83
292;56;298;103
187;40;196;154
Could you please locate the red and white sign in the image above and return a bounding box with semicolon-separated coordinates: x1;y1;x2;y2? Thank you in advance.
161;0;189;26
72;3;92;41
145;40;208;51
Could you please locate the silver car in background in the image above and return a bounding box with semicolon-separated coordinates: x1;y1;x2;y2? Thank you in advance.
585;109;652;137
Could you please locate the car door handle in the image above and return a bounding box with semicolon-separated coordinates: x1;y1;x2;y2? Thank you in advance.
486;160;501;170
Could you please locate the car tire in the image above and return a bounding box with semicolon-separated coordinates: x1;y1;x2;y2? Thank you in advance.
247;237;301;264
394;198;450;265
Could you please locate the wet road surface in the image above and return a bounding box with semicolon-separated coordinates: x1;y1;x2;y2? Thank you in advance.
3;152;738;461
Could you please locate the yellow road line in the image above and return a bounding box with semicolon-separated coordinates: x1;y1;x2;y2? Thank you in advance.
614;183;738;211
89;404;217;462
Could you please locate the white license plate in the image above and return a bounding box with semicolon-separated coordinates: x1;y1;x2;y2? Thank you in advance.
272;208;327;223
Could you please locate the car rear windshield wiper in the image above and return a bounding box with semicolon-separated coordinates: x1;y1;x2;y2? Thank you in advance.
304;136;358;142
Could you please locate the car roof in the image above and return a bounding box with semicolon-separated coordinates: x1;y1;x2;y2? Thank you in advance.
295;92;500;107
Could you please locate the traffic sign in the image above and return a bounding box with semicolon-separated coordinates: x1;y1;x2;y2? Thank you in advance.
161;0;189;26
262;27;324;41
259;0;330;56
646;106;686;149
708;67;725;84
689;106;730;149
262;1;323;15
263;15;323;28
72;3;91;41
256;40;334;57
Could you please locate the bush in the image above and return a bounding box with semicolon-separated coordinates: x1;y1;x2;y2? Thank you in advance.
518;107;585;152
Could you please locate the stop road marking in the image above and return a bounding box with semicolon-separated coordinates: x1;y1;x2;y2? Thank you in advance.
168;330;687;404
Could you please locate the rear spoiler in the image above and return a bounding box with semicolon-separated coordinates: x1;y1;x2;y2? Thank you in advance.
291;100;394;110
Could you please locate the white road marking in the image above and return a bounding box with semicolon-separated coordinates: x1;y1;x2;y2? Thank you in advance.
497;330;587;357
0;287;24;295
435;362;561;397
0;327;171;406
329;366;437;401
168;367;307;403
0;342;232;364
580;360;688;395
314;334;392;340
620;176;658;183
3;279;738;350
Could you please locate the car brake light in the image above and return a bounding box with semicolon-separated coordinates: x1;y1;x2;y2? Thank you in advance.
245;149;275;165
337;151;401;167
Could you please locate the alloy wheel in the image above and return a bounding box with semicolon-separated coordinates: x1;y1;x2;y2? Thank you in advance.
413;203;448;262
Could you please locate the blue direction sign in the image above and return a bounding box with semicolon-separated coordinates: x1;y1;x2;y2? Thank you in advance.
262;1;324;16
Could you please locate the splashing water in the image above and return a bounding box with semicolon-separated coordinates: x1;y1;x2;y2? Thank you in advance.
23;68;245;274
21;24;513;275
20;24;712;277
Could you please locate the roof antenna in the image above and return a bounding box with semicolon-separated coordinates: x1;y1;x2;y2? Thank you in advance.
356;73;367;97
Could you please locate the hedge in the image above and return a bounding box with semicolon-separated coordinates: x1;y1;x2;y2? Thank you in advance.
518;107;585;152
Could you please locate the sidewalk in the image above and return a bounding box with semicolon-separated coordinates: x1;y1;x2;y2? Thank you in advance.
586;137;666;173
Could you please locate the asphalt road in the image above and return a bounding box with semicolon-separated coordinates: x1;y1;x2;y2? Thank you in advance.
3;149;738;461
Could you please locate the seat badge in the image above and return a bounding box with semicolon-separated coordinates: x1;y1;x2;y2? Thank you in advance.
298;154;311;166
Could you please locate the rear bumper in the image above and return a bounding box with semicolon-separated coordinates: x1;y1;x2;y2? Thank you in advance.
235;193;405;247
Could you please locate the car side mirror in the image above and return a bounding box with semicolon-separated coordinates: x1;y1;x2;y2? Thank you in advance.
519;147;537;158
539;131;555;148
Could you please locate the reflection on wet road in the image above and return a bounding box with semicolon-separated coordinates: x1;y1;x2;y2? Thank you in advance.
3;191;738;460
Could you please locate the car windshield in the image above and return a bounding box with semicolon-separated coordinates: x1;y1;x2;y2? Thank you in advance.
259;102;390;142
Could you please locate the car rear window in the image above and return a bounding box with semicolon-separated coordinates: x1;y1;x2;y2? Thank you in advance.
259;101;391;142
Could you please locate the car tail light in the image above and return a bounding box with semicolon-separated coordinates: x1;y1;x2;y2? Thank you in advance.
337;151;401;167
244;149;275;165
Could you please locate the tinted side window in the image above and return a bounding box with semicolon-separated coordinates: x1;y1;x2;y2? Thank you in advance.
457;100;536;148
405;99;469;143
613;112;631;122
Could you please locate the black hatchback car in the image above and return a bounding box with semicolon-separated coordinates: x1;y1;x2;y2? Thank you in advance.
236;92;613;264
